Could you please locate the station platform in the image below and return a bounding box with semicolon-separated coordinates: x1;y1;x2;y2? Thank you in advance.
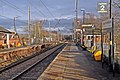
38;43;120;80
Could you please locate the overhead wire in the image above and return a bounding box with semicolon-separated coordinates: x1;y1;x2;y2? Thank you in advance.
0;0;61;32
0;0;27;15
29;1;46;18
0;15;28;24
113;1;120;8
0;0;41;26
54;19;61;28
39;0;63;31
1;0;49;24
0;0;40;21
0;0;28;26
39;0;55;18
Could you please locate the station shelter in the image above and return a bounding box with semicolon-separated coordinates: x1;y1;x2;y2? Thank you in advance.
82;27;101;50
84;34;101;48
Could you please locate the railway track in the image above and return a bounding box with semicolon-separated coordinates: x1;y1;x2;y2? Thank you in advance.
0;43;66;80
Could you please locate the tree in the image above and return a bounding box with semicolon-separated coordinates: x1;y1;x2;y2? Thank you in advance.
30;20;44;44
112;0;120;51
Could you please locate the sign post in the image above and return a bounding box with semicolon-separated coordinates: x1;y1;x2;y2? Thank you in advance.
102;18;115;75
102;19;112;68
98;2;108;68
102;19;112;31
98;2;115;76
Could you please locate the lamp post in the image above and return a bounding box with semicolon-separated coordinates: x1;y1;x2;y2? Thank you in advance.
91;25;95;47
58;28;60;42
28;0;31;45
109;0;115;76
32;24;36;44
48;21;51;43
13;16;23;47
14;16;20;33
81;9;85;45
83;28;85;45
81;9;85;24
76;20;80;42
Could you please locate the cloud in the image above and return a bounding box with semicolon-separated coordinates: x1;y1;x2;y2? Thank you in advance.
0;0;108;20
0;0;108;35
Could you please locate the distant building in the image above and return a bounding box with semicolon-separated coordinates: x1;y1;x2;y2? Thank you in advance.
0;26;20;49
0;26;11;33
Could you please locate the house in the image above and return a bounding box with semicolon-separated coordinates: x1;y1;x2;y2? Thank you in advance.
0;26;20;49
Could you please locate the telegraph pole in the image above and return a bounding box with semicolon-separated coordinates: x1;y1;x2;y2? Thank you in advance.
49;21;51;42
14;17;17;33
76;0;78;21
81;9;85;24
74;0;78;41
13;16;23;46
110;0;115;76
14;16;20;33
109;0;112;72
58;28;60;42
110;0;112;18
28;0;31;45
81;9;85;45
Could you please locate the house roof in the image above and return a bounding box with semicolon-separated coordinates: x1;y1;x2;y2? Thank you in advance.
0;26;11;33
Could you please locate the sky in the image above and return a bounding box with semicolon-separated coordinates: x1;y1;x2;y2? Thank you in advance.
0;0;108;34
0;0;108;20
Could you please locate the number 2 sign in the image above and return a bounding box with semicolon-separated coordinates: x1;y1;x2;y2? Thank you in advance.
98;2;108;13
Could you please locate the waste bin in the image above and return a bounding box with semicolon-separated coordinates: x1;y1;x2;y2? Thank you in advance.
94;50;102;61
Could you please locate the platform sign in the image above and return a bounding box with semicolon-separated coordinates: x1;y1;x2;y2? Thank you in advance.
82;24;93;28
102;19;112;32
82;24;92;27
98;2;108;13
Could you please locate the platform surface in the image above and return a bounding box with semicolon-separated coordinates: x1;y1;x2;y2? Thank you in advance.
38;43;120;80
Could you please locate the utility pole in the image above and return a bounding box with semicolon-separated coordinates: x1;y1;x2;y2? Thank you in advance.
92;28;94;47
49;21;51;42
108;0;115;76
35;24;37;40
28;0;31;45
81;9;85;24
74;0;78;41
110;0;115;76
14;16;20;33
33;24;36;44
110;0;112;19
14;16;23;46
108;0;112;71
38;21;41;44
58;28;59;42
14;17;17;33
76;0;78;21
81;9;85;45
